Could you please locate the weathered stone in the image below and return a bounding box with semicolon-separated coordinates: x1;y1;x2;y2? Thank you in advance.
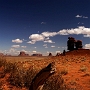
29;62;56;90
48;53;52;56
32;54;42;56
18;51;29;56
67;37;83;51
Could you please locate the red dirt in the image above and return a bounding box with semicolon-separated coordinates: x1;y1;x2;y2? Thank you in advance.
0;49;90;90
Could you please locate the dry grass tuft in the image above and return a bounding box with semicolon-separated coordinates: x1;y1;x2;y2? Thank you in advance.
42;73;66;90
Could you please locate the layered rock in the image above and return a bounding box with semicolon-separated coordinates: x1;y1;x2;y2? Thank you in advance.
18;51;29;56
67;37;83;51
32;54;42;56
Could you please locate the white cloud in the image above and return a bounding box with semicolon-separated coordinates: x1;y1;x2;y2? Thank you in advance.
9;48;16;52
32;51;37;53
43;44;48;48
27;41;36;44
43;44;47;47
12;39;23;43
84;35;90;38
85;44;90;49
34;47;37;48
56;51;61;53
47;51;49;54
44;39;55;43
28;26;90;44
58;29;69;35
41;22;46;24
42;31;57;37
45;46;48;48
21;49;28;53
29;34;44;41
28;34;45;44
11;45;20;48
21;46;27;48
75;15;82;18
75;15;88;18
83;16;88;18
58;26;90;35
51;45;55;48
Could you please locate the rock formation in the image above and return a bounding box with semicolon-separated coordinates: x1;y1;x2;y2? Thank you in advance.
75;40;83;49
67;37;83;51
48;53;52;56
29;62;56;90
67;37;76;51
18;51;29;56
32;54;42;56
56;53;60;56
0;53;4;56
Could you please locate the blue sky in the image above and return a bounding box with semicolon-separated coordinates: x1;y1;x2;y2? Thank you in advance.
0;0;90;56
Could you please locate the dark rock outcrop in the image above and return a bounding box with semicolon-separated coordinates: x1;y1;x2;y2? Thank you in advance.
56;53;60;56
32;54;42;56
18;51;29;56
29;62;55;90
0;53;4;56
67;37;83;51
48;53;52;56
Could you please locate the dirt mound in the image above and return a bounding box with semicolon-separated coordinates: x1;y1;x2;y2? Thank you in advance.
66;49;90;55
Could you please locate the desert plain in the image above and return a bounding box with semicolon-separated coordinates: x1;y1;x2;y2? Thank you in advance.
0;49;90;90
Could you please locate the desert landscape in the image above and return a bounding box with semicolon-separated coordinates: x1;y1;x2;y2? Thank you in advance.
0;37;90;90
0;49;90;90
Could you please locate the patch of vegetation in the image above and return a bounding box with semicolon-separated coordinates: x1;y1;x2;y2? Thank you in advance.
42;73;67;90
60;68;68;75
80;65;87;72
0;57;6;67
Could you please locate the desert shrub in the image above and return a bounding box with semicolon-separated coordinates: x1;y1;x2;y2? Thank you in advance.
60;68;68;75
4;62;17;73
80;65;87;72
42;73;67;90
0;57;6;67
9;65;39;88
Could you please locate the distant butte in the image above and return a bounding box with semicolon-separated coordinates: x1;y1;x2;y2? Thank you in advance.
18;51;29;56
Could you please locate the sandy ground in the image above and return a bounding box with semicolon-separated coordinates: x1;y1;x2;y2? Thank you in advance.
0;54;90;90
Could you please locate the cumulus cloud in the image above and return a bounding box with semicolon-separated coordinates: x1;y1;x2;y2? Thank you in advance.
28;26;90;44
12;39;23;43
58;26;90;35
41;22;46;24
84;35;90;38
51;45;55;48
27;41;36;44
32;51;37;53
21;46;27;48
83;16;88;18
29;34;44;41
44;39;55;43
85;44;90;49
75;15;88;18
9;48;17;52
11;45;20;48
28;34;45;44
75;15;82;18
42;32;57;37
56;51;61;53
43;44;48;48
43;44;47;47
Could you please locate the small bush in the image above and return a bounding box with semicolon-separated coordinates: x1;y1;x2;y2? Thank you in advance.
60;68;68;75
4;62;17;73
0;57;6;67
42;73;66;90
80;65;87;72
9;65;39;88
